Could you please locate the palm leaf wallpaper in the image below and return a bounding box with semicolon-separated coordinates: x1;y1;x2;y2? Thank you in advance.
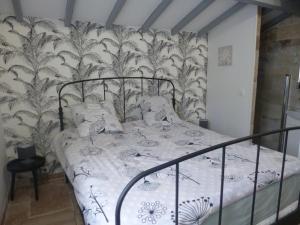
0;15;208;173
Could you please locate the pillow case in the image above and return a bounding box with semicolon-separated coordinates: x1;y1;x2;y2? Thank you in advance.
60;105;79;128
71;101;123;137
70;103;86;127
138;96;181;126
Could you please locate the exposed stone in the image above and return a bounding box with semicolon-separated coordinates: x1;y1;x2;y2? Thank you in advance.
255;16;300;149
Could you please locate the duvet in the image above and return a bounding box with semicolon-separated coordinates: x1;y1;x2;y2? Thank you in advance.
52;120;300;225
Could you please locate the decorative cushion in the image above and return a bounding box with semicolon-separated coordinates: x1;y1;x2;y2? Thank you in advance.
71;101;123;137
70;104;86;127
138;96;181;126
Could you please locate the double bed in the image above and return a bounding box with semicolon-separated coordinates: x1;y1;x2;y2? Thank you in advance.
53;77;300;225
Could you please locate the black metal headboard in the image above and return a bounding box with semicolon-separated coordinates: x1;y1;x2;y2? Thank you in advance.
58;77;176;131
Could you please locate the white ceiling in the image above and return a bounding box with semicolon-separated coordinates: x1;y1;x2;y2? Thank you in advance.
1;0;242;32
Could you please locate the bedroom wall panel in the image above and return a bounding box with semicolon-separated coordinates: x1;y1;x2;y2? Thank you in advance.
207;5;259;137
0;14;208;173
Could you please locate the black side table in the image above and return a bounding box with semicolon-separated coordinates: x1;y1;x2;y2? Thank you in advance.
7;156;45;201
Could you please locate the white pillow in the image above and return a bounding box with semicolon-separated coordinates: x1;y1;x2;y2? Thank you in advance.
70;103;86;127
139;96;181;126
60;105;77;128
71;101;123;137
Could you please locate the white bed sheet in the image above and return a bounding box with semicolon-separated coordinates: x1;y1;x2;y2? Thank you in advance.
52;120;300;225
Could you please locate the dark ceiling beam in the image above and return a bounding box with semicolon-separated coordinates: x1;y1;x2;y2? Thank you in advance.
262;12;290;31
198;2;246;37
236;0;283;10
262;8;273;15
65;0;76;27
12;0;23;22
140;0;173;32
106;0;127;29
171;0;215;35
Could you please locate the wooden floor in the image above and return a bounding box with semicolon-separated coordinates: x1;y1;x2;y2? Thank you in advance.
2;173;83;225
2;173;300;225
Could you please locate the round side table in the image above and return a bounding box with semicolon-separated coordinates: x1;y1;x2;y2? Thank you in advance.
7;156;45;201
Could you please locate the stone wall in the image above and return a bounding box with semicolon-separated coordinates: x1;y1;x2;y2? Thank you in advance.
254;16;300;149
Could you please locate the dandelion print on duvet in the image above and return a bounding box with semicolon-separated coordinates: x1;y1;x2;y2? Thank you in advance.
52;120;300;225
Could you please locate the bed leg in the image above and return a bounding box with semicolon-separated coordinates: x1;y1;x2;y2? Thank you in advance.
298;192;300;211
65;174;69;184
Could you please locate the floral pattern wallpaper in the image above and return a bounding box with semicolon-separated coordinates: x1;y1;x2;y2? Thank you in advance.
0;15;207;173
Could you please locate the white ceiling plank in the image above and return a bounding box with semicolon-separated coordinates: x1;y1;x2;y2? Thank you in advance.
0;0;257;33
140;0;173;32
116;0;161;28
151;0;201;31
198;2;246;36
22;0;66;21
0;0;14;15
171;0;215;35
184;0;236;32
72;0;115;25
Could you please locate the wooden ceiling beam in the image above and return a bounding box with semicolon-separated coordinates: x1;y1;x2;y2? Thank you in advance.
106;0;127;29
65;0;76;27
262;12;290;31
140;0;173;32
198;2;246;37
171;0;215;35
12;0;23;22
236;0;283;10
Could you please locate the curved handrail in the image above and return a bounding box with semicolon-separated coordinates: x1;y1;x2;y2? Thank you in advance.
115;126;300;225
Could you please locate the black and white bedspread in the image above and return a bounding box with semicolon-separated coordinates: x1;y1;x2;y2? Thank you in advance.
52;120;300;225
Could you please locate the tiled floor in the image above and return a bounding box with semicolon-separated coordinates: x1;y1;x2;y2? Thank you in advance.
3;173;84;225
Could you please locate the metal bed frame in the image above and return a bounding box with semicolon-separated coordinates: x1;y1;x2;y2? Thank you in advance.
58;77;300;225
58;76;175;129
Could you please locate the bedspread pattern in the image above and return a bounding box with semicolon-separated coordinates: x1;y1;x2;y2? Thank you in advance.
52;121;300;225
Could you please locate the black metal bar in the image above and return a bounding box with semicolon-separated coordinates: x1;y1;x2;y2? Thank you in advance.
218;146;226;225
103;80;106;100
32;169;39;200
297;192;300;212
298;192;300;211
141;78;143;96
122;78;126;122
81;82;85;102
175;163;179;225
172;84;176;109
56;76;300;225
114;126;300;225
276;130;289;221
10;172;15;200
58;77;176;131
278;74;291;152
250;137;261;225
58;106;64;131
172;97;176;110
59;77;175;91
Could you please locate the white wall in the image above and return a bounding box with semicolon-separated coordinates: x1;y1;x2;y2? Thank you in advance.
0;116;8;222
207;5;259;137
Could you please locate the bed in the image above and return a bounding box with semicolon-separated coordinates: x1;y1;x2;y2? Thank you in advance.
54;77;300;225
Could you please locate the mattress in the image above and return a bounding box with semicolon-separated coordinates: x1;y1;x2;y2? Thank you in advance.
51;120;300;225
